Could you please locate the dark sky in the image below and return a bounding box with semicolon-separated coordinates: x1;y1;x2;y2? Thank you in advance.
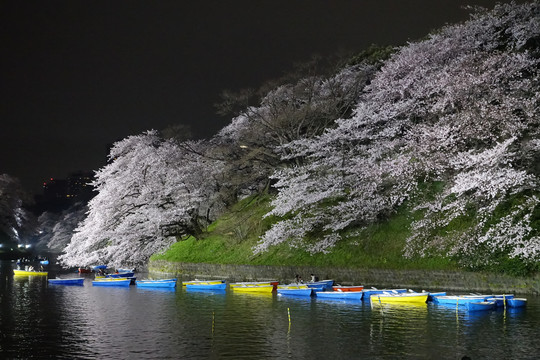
0;0;523;194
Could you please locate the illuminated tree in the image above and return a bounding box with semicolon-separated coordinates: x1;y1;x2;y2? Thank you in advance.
256;2;540;264
215;61;377;200
60;131;224;267
35;202;88;253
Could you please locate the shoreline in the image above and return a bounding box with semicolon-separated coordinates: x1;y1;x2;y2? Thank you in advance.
148;260;540;295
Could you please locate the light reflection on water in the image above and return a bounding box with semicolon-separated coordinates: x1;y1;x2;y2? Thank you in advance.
1;263;540;359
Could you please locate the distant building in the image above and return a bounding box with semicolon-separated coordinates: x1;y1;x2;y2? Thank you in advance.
66;171;94;201
42;178;68;201
37;171;95;213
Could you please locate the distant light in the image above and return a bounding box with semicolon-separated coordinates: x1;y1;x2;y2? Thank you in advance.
239;145;248;149
0;244;3;248
25;244;31;248
18;244;24;248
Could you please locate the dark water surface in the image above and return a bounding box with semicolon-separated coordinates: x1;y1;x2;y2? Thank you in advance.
1;261;539;359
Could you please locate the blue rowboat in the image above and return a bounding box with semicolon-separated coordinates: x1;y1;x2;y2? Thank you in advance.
277;288;313;297
93;265;107;270
106;272;135;278
48;278;84;286
306;280;334;290
486;294;514;299
186;283;226;290
467;301;496;311
315;291;363;300
424;291;446;301
433;295;487;306
506;298;527;308
136;279;177;288
92;279;131;287
486;295;514;307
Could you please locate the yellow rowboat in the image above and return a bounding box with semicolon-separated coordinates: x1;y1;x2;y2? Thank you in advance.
230;281;271;287
231;285;274;293
370;292;428;304
277;284;308;290
182;280;224;287
230;281;279;290
13;269;48;276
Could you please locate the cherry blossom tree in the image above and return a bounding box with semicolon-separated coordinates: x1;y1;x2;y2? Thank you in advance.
256;2;540;265
35;202;88;253
60;131;224;267
215;61;378;199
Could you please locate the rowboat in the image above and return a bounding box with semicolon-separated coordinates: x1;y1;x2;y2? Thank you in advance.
315;291;363;300
78;267;93;274
485;294;514;307
277;284;312;296
136;279;177;288
432;295;487;306
13;269;48;276
105;272;135;278
277;284;309;289
371;292;429;304
182;280;224;286
230;281;279;291
506;298;527;308
48;278;84;285
185;282;226;290
423;291;446;301
467;301;496;311
332;285;364;292
231;284;274;293
277;287;313;297
92;278;131;287
306;280;334;291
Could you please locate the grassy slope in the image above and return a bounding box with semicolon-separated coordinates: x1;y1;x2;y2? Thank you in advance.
151;194;458;271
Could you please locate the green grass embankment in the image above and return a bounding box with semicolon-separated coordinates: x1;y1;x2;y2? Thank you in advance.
151;195;458;271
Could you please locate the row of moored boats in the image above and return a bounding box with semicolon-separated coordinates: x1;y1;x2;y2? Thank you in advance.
180;279;527;311
12;269;528;310
13;268;177;289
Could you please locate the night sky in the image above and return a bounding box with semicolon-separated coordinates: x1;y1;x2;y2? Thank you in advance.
0;0;523;194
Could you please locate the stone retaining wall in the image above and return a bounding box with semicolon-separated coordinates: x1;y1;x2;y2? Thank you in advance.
148;260;540;295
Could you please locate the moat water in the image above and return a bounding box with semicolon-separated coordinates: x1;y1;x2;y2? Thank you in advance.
1;261;538;359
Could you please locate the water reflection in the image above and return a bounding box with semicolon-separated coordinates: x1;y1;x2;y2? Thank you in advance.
185;288;227;296
230;291;274;300
276;294;314;304
314;297;364;307
135;286;177;293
